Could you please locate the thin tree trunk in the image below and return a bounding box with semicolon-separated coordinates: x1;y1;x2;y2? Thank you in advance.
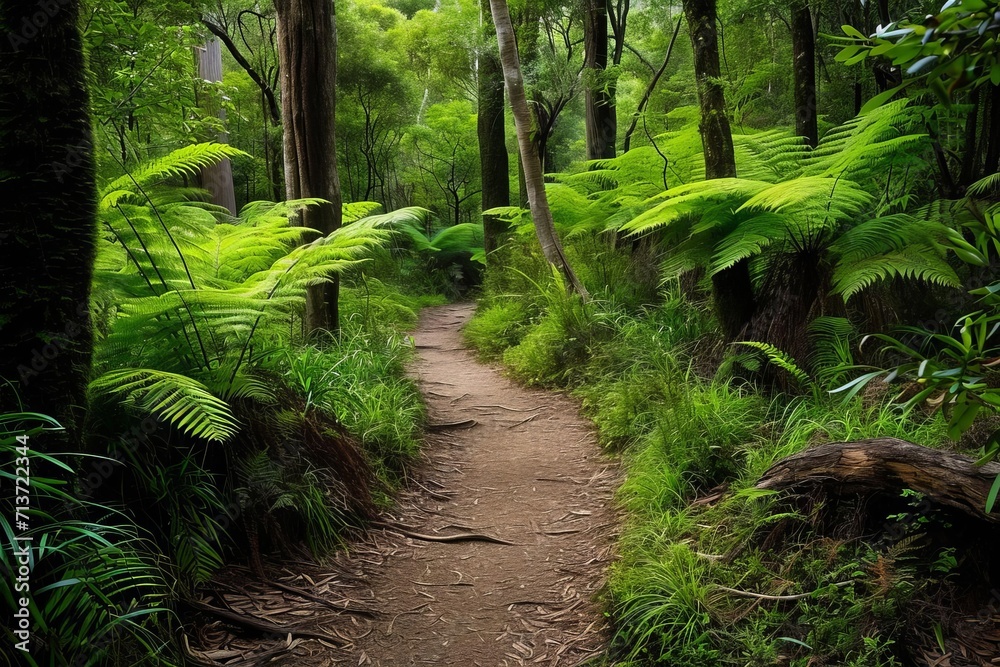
0;0;97;441
478;0;510;257
958;88;981;188
984;84;1000;179
584;0;615;160
489;0;588;299
684;0;755;339
790;1;817;148
274;0;343;334
196;37;238;214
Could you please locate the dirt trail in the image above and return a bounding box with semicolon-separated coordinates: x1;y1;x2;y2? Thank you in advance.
342;303;618;665
190;304;617;666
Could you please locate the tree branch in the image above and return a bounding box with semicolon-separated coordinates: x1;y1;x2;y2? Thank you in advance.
202;17;280;124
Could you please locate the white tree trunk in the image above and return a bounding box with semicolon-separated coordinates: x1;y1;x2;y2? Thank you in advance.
196;37;237;215
488;0;588;299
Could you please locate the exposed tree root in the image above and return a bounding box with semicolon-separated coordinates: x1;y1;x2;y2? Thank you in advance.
374;521;517;545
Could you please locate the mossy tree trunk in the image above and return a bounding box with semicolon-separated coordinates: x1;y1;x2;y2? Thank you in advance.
684;0;755;339
0;0;97;442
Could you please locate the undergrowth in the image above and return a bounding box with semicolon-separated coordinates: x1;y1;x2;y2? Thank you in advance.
465;239;962;666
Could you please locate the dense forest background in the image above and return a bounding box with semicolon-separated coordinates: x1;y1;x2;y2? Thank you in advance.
2;0;1000;665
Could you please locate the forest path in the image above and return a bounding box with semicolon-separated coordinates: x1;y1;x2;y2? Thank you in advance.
333;303;616;665
193;304;617;666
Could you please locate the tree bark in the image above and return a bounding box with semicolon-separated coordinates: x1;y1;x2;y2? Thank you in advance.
584;0;615;160
489;0;588;299
983;84;1000;179
0;0;97;441
683;0;755;339
478;0;510;257
274;0;343;334
684;0;735;180
196;37;238;215
790;1;817;148
756;439;1000;524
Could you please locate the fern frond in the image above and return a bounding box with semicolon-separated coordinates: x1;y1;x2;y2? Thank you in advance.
808;316;857;384
831;214;952;265
618;178;769;236
968;172;1000;197
736;176;872;221
833;246;961;300
100;143;247;210
430;223;484;254
349;206;434;230
342;201;383;223
91;369;239;442
736;341;812;387
708;213;787;276
483;206;529;223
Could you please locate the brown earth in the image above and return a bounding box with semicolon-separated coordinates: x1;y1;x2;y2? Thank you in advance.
186;303;618;666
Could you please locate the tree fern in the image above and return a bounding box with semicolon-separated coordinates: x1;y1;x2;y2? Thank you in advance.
92;144;391;443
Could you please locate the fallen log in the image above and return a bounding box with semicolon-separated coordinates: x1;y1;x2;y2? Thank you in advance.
755;438;1000;523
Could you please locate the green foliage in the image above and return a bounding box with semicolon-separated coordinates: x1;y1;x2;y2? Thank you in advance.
619;102;957;303
91;143;389;440
0;412;171;666
90;369;239;442
84;0;212;175
463;300;533;360
502;268;610;386
834;188;1000;461
836;0;1000;103
269;328;426;490
404;101;481;225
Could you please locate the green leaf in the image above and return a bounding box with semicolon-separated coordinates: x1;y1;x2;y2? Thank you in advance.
986;474;1000;513
842;24;867;40
860;82;909;114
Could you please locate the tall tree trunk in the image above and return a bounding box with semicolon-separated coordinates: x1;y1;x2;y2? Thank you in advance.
274;0;343;334
684;0;755;339
958;88;981;188
984;85;1000;179
478;0;510;257
790;1;818;148
0;0;97;441
511;2;541;206
196;37;238;214
489;0;588;299
584;0;615;160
